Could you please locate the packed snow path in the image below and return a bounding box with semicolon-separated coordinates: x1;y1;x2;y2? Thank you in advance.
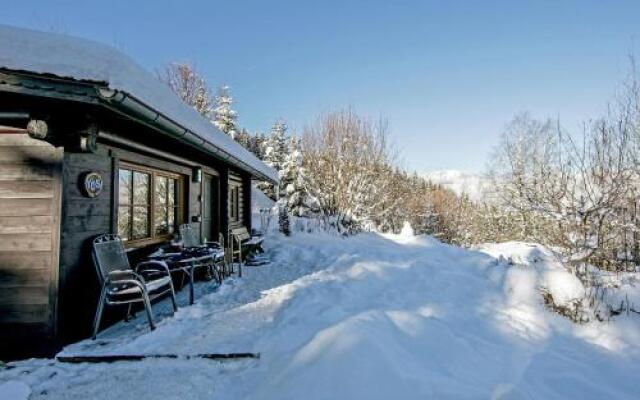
2;232;640;399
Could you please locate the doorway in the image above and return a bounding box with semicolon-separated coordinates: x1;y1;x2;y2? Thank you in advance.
201;173;219;242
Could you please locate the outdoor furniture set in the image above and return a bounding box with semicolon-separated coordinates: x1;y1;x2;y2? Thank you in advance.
91;224;264;338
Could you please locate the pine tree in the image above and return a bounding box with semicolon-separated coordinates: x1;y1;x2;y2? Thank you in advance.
250;132;266;159
234;128;252;150
213;86;238;138
279;136;319;217
263;120;288;170
257;120;288;199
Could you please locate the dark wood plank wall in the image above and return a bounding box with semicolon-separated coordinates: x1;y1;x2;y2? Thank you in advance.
57;142;201;342
1;133;259;356
0;133;63;359
57;146;113;343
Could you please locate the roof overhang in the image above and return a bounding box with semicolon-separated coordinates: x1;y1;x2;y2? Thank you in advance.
0;69;278;183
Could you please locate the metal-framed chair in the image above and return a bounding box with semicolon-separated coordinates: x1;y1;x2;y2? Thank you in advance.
179;223;227;281
91;234;178;339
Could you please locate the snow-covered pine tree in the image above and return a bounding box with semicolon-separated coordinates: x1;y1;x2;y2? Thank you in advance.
257;120;288;199
279;136;319;217
213;86;238;138
244;131;265;159
234;128;251;150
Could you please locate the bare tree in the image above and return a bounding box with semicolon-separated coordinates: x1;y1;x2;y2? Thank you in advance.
302;109;396;229
159;63;214;120
488;109;635;268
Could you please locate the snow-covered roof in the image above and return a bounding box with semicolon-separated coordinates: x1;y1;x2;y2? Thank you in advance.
0;25;277;182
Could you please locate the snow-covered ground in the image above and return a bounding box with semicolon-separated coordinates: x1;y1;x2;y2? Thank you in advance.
2;231;640;399
251;184;275;231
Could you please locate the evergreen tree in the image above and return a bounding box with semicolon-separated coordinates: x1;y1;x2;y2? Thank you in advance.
279;136;319;217
213;86;238;138
257;120;288;199
243;131;266;159
234;128;252;150
263;120;288;170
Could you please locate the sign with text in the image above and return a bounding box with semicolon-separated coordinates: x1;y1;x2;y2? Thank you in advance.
81;171;104;198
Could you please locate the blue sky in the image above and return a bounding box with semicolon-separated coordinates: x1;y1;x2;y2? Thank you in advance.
2;1;639;173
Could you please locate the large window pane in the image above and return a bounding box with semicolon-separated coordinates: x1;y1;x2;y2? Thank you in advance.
132;206;149;239
118;166;181;243
133;172;150;205
154;176;168;236
168;179;175;207
168;206;176;234
118;205;131;240
118;170;132;205
154;204;169;236
153;176;178;237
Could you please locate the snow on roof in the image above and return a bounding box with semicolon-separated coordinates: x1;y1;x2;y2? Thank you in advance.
0;25;277;182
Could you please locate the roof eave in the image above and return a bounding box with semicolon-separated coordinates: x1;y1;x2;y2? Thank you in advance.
96;88;278;183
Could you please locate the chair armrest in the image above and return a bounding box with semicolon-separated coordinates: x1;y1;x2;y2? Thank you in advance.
107;269;140;283
107;279;146;293
136;260;171;280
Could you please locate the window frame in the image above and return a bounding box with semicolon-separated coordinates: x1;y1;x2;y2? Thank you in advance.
117;161;184;247
229;184;240;223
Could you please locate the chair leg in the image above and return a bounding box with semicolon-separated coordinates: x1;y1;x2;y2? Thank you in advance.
216;263;223;284
187;267;195;305
92;285;108;340
238;247;243;278
124;303;133;322
168;280;178;314
141;291;156;331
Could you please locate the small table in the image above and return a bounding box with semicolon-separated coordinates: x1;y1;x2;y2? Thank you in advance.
148;249;224;305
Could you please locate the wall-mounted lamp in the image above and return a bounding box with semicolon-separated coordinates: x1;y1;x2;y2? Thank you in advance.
192;167;202;183
26;119;48;140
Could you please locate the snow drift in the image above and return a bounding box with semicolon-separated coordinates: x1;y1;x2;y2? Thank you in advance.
1;233;639;399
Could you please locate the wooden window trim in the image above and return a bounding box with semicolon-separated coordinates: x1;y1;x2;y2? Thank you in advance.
117;161;185;248
229;184;241;223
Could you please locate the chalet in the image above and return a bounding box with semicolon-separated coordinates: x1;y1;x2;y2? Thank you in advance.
0;25;277;360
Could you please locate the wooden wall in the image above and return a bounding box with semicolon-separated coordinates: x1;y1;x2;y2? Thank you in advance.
0;134;63;359
57;146;112;343
0;131;258;359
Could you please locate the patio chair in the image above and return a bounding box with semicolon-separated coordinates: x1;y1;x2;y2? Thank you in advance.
180;223;223;249
91;234;178;339
179;223;227;280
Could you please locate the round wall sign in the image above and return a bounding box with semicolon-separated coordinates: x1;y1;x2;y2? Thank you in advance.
81;172;104;198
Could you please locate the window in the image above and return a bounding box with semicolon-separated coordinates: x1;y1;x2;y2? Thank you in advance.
118;163;183;243
229;185;240;222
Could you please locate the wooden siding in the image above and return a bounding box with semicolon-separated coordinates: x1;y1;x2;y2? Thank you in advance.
0;134;62;359
57;147;112;343
56;142;199;343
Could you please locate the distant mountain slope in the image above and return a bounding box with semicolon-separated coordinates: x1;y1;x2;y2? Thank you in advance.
422;170;488;201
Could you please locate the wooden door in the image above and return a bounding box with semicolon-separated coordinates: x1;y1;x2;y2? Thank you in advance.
0;133;63;358
201;173;219;242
